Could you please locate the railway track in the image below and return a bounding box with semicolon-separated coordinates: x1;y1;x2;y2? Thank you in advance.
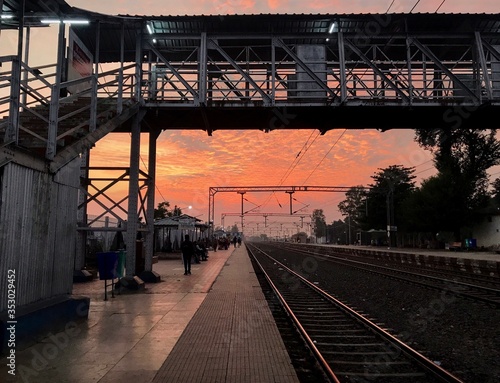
247;243;465;383
273;243;500;307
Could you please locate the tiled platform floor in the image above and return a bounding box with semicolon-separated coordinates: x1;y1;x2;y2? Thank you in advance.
0;245;299;383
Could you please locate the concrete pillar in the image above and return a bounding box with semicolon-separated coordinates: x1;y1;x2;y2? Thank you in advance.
140;128;161;282
125;113;141;278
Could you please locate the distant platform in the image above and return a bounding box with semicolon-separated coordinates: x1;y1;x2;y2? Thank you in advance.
293;243;500;277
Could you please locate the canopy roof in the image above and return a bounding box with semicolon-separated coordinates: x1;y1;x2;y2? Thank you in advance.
155;214;205;227
2;2;499;62
64;12;500;63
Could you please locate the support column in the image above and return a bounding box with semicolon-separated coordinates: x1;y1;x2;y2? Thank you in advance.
120;22;146;289
140;128;161;282
286;191;294;215
238;192;245;234
199;32;207;104
74;150;93;282
47;20;65;160
122;112;144;289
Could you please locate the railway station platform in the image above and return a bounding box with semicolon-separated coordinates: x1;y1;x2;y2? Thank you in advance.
323;244;500;262
0;245;299;383
302;243;500;276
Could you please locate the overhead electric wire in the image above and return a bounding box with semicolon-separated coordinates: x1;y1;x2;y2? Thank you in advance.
301;129;347;185
414;167;435;176
386;0;396;13
409;0;421;13
277;130;321;186
435;0;446;13
260;129;321;211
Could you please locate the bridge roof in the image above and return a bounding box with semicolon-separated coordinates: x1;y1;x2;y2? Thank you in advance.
1;0;83;28
65;12;500;63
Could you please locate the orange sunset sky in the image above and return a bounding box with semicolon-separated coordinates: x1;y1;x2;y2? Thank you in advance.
3;1;500;233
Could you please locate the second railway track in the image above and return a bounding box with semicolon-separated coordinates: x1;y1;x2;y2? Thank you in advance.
276;243;500;307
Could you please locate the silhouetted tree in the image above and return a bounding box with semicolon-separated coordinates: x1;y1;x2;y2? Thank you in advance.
311;209;327;240
364;165;416;235
338;186;368;227
415;128;500;238
154;201;171;219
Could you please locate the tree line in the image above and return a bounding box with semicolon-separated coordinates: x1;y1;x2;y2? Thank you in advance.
311;126;500;248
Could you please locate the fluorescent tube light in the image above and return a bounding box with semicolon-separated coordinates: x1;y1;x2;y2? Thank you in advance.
40;19;89;25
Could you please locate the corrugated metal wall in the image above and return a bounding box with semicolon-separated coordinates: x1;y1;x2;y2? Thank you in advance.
0;158;80;312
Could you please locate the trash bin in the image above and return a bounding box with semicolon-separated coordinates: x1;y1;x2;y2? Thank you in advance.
96;252;119;280
465;238;477;249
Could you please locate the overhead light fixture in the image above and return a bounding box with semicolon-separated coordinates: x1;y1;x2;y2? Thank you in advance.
146;23;153;34
40;19;89;25
328;22;338;34
64;20;89;25
1;14;14;19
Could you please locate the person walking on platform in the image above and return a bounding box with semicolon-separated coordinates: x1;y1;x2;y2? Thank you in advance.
232;235;237;248
181;234;194;275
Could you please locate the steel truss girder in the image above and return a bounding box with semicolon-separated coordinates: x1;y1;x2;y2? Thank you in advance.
343;38;411;104
221;212;310;218
146;41;201;105
207;39;272;105
142;32;499;110
78;167;151;228
221;212;311;229
409;37;480;103
208;185;368;233
475;32;493;100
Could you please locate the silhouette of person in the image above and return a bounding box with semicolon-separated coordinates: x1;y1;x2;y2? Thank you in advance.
181;234;194;275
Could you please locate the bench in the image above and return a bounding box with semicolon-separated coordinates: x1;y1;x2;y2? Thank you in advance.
448;242;462;251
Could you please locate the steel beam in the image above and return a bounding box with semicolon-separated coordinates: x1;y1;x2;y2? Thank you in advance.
125;111;144;277
409;37;480;103
475;32;493;100
343;38;411;104
146;42;200;105
46;21;65;160
144;128;160;275
207;39;272;106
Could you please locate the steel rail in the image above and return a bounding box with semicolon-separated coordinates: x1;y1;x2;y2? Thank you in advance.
246;244;341;383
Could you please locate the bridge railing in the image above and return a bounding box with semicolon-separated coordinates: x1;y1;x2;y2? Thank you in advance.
139;59;490;107
1;57;136;159
137;34;500;107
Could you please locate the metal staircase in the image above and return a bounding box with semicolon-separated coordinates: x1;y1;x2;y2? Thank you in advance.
1;57;139;172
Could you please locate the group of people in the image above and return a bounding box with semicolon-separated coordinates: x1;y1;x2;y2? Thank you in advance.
180;234;242;275
232;235;242;248
215;235;241;250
